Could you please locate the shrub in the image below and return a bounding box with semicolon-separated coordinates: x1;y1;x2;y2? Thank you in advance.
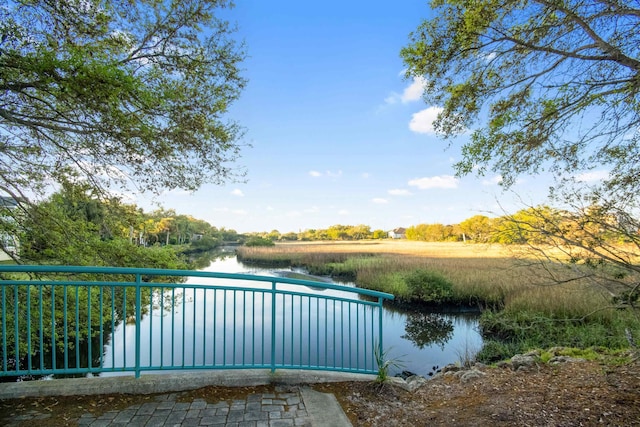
188;236;220;252
404;269;454;303
476;339;523;363
244;237;275;247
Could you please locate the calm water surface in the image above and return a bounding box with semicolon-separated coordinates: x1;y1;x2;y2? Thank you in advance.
103;254;482;377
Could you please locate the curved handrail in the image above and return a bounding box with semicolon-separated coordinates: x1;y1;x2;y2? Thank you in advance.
0;265;395;300
0;265;394;379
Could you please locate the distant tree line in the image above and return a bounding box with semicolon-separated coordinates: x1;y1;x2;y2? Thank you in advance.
7;183;241;268
243;206;638;247
246;225;388;242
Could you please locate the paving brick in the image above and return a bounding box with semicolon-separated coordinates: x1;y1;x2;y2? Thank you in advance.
174;402;191;411
180;417;201;427
146;415;168;425
227;409;245;423
157;401;177;410
152;408;173;417
246;402;262;412
113;409;136;423
97;411;119;420
215;407;230;416
88;420;112;427
209;402;229;409
285;396;301;406
127;415;150;426
136;402;158;415
269;419;294;427
244;410;267;421
191;400;208;410
200;408;219;417
200;415;228;425
186;408;202;419
165;410;187;424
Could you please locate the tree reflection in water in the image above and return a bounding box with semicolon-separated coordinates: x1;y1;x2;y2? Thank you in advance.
402;312;454;350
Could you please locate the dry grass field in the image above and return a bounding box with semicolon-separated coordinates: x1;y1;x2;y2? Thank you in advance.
238;240;640;358
238;240;604;310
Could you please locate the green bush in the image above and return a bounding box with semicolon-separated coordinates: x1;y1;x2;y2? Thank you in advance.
403;269;454;303
476;339;524;363
189;236;220;252
244;236;275;247
477;309;639;361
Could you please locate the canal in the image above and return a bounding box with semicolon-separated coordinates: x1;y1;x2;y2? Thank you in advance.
103;252;482;378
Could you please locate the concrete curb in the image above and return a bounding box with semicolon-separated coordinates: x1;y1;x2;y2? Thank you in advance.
0;369;377;399
301;387;353;426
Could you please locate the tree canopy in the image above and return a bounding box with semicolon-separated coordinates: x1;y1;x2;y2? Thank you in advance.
0;0;246;201
401;0;640;195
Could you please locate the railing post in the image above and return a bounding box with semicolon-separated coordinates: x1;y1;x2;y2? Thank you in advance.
378;297;384;366
135;274;142;378
270;280;276;373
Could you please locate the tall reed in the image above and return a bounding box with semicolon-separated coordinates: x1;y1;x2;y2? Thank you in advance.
237;241;640;359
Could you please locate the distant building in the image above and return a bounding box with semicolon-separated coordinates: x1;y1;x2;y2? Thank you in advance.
0;196;20;261
388;227;406;239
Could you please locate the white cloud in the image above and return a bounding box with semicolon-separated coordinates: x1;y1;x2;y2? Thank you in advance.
482;175;503;186
232;209;247;215
338;209;349;216
304;206;320;213
408;175;458;189
372;198;389;204
385;76;428;105
575;170;609;182
384;95;398;105
388;189;412;196
308;170;342;178
409;107;443;134
231;189;244;197
361;172;371;179
401;76;427;103
484;52;497;61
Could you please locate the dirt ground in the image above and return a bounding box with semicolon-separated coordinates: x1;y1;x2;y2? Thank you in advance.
1;358;639;426
317;359;640;426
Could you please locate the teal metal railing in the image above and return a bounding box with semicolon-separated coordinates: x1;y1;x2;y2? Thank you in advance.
0;265;394;378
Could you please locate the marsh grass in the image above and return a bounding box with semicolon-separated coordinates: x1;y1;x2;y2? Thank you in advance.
237;241;640;360
238;241;521;306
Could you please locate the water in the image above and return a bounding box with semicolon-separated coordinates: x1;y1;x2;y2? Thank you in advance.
103;254;482;377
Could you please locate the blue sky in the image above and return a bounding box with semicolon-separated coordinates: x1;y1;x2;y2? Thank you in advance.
138;1;558;233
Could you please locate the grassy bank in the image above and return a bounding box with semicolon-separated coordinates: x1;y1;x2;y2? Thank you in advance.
237;241;640;361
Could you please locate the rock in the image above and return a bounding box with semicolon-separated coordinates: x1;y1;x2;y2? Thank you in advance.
548;356;585;364
440;364;461;374
389;375;428;392
396;370;418;380
510;353;538;371
460;369;486;383
405;375;428;391
548;346;567;355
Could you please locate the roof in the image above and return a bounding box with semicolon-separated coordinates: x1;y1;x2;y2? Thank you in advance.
0;196;19;209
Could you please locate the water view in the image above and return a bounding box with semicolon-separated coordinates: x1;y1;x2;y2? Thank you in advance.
103;252;482;377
